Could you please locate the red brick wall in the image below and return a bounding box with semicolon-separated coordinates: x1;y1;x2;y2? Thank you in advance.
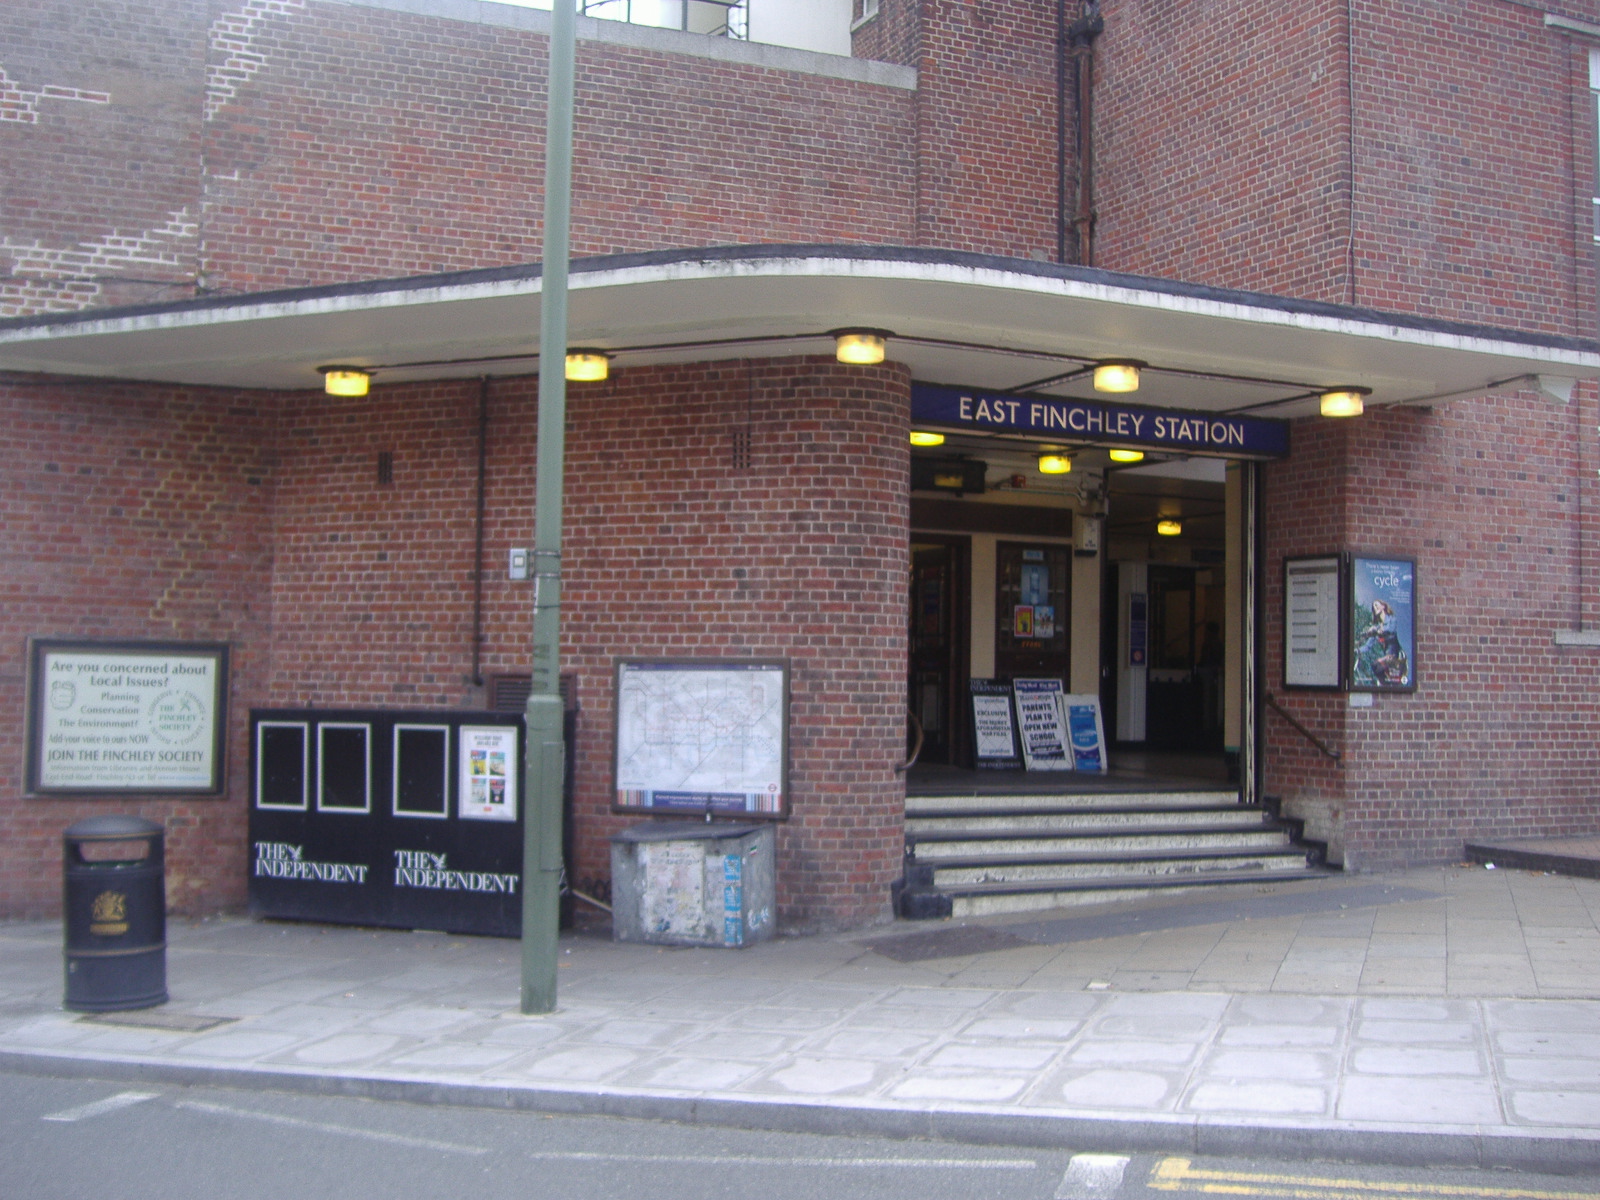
1095;0;1598;334
912;0;1061;258
266;356;911;931
1264;388;1600;870
1094;0;1354;301
0;0;205;315
0;376;276;918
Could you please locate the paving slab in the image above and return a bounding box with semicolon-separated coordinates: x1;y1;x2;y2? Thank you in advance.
2;864;1600;1170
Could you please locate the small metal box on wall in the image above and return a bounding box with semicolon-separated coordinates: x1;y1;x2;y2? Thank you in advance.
610;822;776;948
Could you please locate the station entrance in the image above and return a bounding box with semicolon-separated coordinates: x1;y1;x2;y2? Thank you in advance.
907;433;1255;791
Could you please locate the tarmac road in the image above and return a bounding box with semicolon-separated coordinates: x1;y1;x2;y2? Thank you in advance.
7;1068;1600;1200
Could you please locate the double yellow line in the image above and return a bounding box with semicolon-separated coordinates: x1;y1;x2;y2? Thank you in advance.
1149;1158;1599;1200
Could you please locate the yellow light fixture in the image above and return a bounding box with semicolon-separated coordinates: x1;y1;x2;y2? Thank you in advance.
1107;448;1145;463
909;430;946;447
1038;453;1072;475
1319;386;1369;418
565;349;611;382
831;328;891;365
1156;518;1183;537
318;366;370;397
1093;360;1143;393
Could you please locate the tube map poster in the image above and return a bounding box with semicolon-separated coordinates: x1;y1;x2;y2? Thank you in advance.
614;660;787;816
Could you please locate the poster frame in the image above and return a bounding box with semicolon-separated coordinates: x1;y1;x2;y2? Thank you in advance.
1281;554;1344;691
1345;553;1418;693
25;637;229;796
612;657;790;820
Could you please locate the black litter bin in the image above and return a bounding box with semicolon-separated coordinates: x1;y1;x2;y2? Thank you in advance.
63;815;167;1011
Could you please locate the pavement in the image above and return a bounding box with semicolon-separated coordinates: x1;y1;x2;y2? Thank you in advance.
3;862;1599;1172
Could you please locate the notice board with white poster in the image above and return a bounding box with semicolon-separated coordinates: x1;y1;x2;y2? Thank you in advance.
1012;677;1071;770
26;639;228;794
613;659;789;817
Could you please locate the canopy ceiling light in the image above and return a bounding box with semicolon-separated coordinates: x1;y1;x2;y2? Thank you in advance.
1038;453;1072;475
318;365;371;397
831;328;891;365
1156;518;1183;537
565;349;611;382
909;430;946;447
1319;386;1369;417
1107;448;1145;463
1092;360;1143;393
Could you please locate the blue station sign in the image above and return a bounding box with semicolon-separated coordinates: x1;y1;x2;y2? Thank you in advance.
911;383;1290;460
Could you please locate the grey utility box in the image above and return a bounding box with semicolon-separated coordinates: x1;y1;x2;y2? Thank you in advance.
610;821;776;948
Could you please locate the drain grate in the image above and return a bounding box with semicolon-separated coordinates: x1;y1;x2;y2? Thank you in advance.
76;1010;236;1033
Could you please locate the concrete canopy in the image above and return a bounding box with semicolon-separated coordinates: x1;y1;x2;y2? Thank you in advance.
2;244;1596;419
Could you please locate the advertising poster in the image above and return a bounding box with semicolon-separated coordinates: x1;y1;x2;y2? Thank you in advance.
1349;556;1416;691
1013;606;1034;637
27;640;227;794
1060;694;1108;772
459;725;518;821
968;679;1022;769
1013;677;1071;770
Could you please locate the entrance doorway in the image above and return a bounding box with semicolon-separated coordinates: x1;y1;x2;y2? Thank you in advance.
908;438;1253;785
908;536;970;766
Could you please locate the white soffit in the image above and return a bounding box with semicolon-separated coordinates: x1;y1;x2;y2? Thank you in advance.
1;247;1595;419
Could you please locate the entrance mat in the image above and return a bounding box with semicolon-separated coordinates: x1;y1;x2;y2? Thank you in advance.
77;1010;236;1033
865;925;1039;962
1001;882;1440;948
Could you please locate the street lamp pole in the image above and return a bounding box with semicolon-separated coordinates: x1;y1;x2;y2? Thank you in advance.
522;0;575;1016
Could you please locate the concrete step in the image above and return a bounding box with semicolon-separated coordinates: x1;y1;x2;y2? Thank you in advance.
907;789;1240;814
905;805;1271;835
943;867;1337;919
908;823;1293;859
923;847;1314;887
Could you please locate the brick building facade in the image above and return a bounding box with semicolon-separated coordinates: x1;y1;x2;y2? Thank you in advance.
4;0;1600;927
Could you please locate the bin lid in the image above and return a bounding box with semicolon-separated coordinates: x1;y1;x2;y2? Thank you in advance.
611;819;769;845
64;814;164;840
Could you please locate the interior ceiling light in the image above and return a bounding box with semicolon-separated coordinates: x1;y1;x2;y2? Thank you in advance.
831;328;891;365
565;349;611;382
1093;360;1143;393
318;366;371;397
909;430;946;447
1156;518;1183;537
1319;386;1369;418
1107;448;1144;463
1038;453;1072;475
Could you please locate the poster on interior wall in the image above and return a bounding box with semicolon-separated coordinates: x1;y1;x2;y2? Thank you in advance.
1348;555;1416;692
1013;678;1072;770
968;679;1022;769
613;659;789;818
459;725;518;821
1283;556;1342;689
26;639;228;795
1060;694;1109;772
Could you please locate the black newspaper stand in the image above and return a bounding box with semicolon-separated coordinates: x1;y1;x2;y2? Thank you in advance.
248;709;529;937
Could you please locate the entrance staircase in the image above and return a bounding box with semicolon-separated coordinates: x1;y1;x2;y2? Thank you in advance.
896;781;1331;919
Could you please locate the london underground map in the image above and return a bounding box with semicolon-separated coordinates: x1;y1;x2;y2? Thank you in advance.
614;660;787;816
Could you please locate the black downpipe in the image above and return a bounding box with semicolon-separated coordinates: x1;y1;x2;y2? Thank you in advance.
1067;4;1104;266
470;376;490;688
1056;1;1069;263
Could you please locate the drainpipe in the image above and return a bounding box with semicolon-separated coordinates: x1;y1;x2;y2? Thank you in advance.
1067;3;1104;266
470;376;490;688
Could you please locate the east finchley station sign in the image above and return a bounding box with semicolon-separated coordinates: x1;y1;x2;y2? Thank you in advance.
911;383;1291;459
